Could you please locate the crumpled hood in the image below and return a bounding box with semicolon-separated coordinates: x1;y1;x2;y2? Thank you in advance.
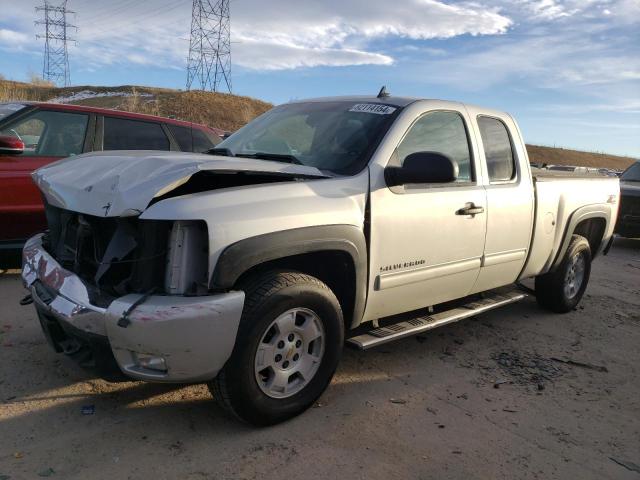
33;150;330;217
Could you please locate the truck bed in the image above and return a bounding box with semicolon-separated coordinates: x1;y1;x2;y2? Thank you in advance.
519;172;619;279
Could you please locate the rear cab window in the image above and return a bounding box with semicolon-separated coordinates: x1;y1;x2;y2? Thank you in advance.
477;116;517;183
103;117;170;150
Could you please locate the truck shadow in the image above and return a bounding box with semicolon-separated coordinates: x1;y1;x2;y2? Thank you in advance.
611;236;640;251
1;298;543;433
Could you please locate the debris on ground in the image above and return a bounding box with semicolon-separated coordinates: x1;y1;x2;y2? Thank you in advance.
390;398;407;404
13;453;23;459
550;357;608;373
494;379;509;389
37;468;55;477
609;457;640;473
492;351;564;386
81;405;95;415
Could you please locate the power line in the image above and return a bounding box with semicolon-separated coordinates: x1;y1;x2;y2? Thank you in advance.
87;1;189;37
186;0;231;93
35;0;77;86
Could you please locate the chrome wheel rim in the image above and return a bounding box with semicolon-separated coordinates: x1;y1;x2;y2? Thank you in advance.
254;308;325;399
564;252;586;299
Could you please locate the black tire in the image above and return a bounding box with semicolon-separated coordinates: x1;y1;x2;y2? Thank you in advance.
535;234;591;313
209;271;344;426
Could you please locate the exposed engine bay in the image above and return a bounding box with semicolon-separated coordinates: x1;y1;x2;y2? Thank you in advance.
42;202;209;306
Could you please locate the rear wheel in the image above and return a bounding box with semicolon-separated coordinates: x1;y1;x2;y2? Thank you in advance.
535;235;591;313
209;271;344;425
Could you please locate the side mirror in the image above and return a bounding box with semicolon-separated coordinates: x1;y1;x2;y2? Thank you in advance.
385;151;458;186
0;135;25;155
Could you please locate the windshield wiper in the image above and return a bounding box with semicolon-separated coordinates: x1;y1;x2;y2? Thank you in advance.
235;152;303;165
206;147;235;157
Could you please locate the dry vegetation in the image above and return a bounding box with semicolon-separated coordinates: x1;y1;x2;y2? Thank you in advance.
527;144;635;170
1;79;636;168
0;80;271;132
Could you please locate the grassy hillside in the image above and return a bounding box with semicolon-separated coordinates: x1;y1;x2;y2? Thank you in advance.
526;144;635;171
1;79;636;169
0;80;271;132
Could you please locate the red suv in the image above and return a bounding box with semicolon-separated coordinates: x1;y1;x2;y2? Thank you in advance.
0;102;221;248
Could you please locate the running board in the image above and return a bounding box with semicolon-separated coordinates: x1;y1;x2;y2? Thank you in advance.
347;290;528;350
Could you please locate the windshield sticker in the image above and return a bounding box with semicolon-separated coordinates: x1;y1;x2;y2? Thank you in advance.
349;103;396;115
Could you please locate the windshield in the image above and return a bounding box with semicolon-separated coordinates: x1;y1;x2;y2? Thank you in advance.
216;101;401;174
0;103;27;121
622;162;640;182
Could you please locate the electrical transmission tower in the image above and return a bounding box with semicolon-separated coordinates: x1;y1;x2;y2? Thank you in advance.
35;1;76;86
186;0;232;93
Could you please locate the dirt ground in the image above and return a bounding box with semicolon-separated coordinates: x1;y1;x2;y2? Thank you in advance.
1;238;639;480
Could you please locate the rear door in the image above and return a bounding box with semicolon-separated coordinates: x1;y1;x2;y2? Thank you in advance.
0;108;91;242
466;110;534;293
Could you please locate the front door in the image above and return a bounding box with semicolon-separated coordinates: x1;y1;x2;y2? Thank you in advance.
0;109;91;242
363;108;487;321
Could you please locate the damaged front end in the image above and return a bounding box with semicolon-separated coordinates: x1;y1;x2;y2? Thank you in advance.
23;201;245;383
42;202;209;301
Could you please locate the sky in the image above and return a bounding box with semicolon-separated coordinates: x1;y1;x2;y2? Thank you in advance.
0;0;639;157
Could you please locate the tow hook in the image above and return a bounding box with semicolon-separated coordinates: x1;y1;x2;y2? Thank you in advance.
19;294;33;306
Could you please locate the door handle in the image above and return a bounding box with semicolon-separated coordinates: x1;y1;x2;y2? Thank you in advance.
456;203;485;216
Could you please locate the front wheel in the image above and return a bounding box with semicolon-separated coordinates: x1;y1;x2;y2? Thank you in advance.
209;271;344;425
535;234;592;313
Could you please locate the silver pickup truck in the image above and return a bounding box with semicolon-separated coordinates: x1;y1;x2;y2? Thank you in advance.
22;94;619;425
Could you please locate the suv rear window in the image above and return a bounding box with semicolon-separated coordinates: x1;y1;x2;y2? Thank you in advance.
192;129;216;152
167;124;193;151
167;124;219;152
103;117;170;150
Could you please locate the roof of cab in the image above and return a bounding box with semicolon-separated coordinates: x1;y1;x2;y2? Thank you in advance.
288;95;510;118
291;95;419;108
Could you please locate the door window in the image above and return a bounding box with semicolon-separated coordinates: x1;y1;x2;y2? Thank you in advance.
192;129;217;152
396;111;473;182
167;124;193;151
477;117;516;182
167;124;219;153
103;117;170;150
0;110;88;156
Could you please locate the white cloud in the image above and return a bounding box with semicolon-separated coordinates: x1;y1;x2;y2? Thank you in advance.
229;0;512;69
0;28;31;50
234;38;393;70
416;24;640;90
0;0;512;72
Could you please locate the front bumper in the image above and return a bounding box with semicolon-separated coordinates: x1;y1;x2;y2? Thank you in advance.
22;234;245;382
